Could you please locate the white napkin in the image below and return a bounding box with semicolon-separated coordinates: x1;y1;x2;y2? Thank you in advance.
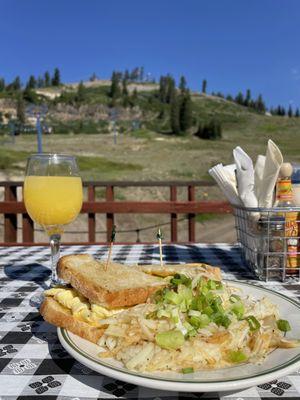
254;155;266;201
208;163;241;205
233;146;258;208
257;140;283;208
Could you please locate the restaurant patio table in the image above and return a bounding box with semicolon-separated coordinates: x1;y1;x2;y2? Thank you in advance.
1;243;300;400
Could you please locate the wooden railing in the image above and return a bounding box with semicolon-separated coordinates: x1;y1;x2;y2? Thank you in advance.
0;181;232;245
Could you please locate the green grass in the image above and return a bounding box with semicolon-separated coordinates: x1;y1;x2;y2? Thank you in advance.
77;155;142;172
0;148;30;170
0;148;143;175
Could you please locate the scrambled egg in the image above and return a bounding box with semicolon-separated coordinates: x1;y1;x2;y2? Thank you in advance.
45;288;122;327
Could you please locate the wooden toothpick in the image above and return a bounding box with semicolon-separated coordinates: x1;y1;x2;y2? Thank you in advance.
156;228;163;268
105;225;116;271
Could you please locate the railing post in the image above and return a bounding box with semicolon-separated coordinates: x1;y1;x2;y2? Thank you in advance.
22;185;34;243
170;185;177;242
4;184;17;243
188;185;196;242
88;184;96;243
106;185;114;242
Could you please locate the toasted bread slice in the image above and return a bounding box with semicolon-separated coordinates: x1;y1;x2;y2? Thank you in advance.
137;263;222;281
40;297;104;344
57;254;165;309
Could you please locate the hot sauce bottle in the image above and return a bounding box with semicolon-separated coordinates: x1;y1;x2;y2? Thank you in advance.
275;163;298;272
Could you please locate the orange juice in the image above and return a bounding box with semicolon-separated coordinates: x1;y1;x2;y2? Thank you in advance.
24;176;83;229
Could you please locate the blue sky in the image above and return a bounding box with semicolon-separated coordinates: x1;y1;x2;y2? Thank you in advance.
1;0;300;109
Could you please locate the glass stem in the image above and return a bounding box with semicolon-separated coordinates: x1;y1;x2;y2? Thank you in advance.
50;234;61;287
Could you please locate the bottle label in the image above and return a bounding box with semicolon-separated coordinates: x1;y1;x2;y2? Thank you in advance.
286;213;298;237
277;180;293;201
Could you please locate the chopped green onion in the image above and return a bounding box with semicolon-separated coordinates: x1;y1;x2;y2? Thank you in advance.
170;274;191;287
183;321;197;337
212;312;231;328
170;308;180;323
207;279;216;290
215;281;223;290
245;316;261;332
228;350;247;363
164;290;183;305
155;330;185;350
188;310;202;317
229;294;241;303
231;301;245;319
202;305;214;316
211;297;224;314
277;319;291;332
182;367;194;374
189;314;211;329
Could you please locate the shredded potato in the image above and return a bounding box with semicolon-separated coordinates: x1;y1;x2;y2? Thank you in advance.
96;277;299;373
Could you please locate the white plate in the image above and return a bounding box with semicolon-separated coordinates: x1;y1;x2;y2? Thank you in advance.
58;280;300;392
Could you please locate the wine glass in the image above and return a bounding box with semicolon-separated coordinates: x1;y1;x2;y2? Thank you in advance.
24;154;83;289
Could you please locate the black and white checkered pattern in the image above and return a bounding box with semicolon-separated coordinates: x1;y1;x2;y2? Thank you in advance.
0;244;300;400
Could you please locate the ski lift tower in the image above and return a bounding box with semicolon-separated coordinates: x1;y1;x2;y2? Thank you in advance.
26;104;48;153
109;108;119;145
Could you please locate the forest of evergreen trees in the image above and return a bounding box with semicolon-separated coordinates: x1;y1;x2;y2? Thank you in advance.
0;66;299;138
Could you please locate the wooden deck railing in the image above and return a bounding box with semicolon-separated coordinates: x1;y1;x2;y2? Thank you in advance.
0;181;232;245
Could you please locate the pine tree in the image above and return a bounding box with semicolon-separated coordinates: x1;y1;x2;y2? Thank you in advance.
235;92;244;105
166;76;176;104
295;108;300;118
244;89;251;106
16;93;25;124
0;78;5;92
254;94;266;113
89;72;97;82
159;76;168;103
26;75;37;89
124;69;130;81
76;81;86;103
202;79;207;94
288;105;293;118
122;78;128;97
8;76;21;91
170;95;181;135
52;68;61;86
44;71;51;87
226;94;233;101
195;119;222;140
109;71;121;100
179;91;193;132
179;76;187;94
37;76;45;88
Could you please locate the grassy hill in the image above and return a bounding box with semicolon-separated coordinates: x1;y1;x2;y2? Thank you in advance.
1;80;300;183
1;82;300;242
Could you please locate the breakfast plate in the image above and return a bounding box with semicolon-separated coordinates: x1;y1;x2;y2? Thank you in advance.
58;280;300;392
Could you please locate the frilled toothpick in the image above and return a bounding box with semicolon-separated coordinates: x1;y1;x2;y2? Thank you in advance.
105;225;116;271
156;228;164;268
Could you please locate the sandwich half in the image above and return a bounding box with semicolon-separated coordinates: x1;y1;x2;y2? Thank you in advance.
41;254;222;344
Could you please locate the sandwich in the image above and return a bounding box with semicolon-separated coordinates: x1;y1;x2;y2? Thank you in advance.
41;256;300;373
40;254;166;343
40;254;221;344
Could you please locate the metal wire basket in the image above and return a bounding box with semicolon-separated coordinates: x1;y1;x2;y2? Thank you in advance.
233;204;300;281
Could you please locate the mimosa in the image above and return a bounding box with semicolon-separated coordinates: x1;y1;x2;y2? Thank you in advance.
24;176;83;229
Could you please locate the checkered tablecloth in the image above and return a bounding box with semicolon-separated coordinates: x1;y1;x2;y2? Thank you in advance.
1;244;300;400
